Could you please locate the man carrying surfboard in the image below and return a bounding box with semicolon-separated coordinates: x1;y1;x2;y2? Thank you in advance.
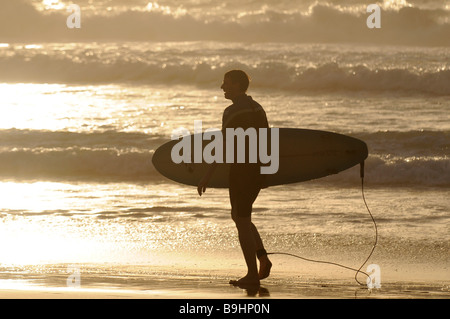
197;70;272;286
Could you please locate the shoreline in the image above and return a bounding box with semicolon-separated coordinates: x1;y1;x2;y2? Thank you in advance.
1;263;448;299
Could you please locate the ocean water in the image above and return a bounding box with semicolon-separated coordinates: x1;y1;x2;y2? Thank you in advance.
0;0;449;292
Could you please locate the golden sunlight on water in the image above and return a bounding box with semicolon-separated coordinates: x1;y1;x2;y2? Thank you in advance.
0;84;71;131
0;83;213;134
0;181;98;264
0;181;206;265
0;181;74;212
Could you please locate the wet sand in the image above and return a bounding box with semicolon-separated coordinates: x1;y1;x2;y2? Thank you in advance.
0;263;448;299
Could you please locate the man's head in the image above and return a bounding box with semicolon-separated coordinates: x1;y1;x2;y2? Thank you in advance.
221;70;250;100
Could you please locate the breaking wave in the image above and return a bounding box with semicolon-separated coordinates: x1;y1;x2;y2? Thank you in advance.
0;0;449;46
1;129;448;187
1;52;448;95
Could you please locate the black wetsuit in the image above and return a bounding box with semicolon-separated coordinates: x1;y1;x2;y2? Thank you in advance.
221;94;269;218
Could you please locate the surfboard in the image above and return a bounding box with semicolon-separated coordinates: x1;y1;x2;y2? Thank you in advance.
152;128;368;188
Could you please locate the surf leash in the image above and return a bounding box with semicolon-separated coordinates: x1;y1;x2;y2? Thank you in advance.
267;161;378;287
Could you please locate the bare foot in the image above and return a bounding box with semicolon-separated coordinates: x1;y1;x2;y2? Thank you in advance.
258;256;272;280
229;274;260;287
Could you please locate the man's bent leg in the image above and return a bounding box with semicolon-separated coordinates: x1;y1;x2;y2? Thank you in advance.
251;224;272;280
229;182;263;285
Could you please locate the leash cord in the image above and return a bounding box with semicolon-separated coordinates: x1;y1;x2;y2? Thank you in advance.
267;163;377;286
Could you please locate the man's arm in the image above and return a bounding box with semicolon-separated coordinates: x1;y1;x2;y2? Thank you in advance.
198;107;229;196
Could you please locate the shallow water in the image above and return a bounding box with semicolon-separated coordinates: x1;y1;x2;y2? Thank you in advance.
0;0;448;298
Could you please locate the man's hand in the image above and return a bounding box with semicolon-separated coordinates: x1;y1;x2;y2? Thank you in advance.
197;177;208;196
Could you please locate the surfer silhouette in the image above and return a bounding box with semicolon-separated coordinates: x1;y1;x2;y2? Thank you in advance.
197;70;272;286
